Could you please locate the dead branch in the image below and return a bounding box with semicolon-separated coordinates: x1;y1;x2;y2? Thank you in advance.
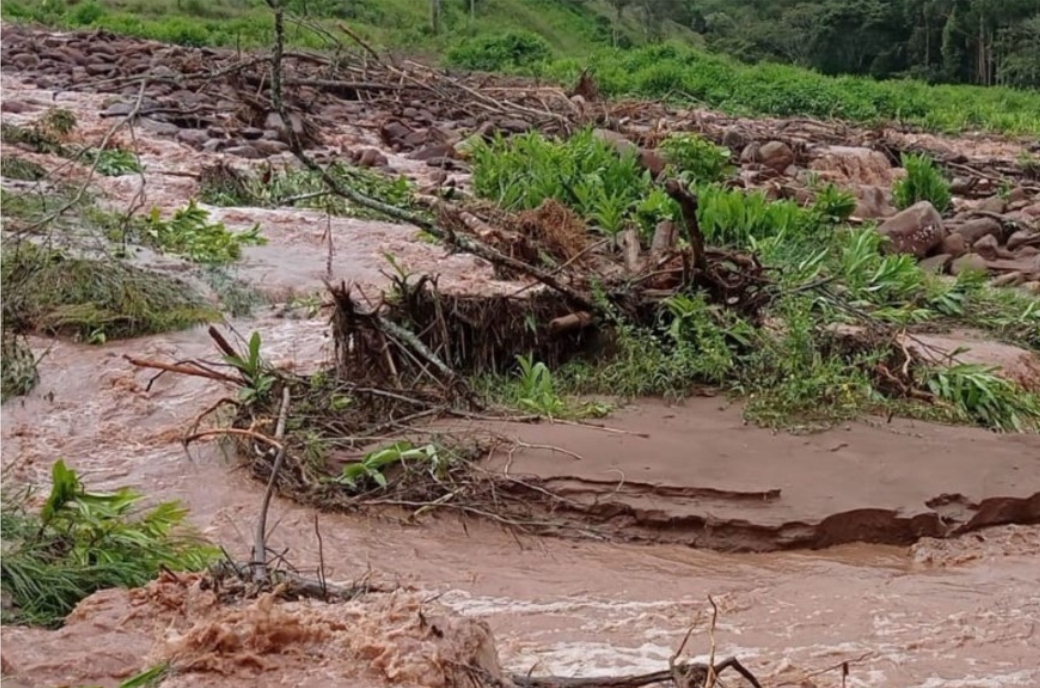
124;355;243;385
664;179;708;278
252;385;292;584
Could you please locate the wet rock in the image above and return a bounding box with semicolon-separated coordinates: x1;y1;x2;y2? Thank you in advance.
264;111;305;141
410;143;455;162
380;120;412;143
1008;230;1039;251
10;52;40;70
809;146;894;186
404;129;429;147
758;140;795;173
1007;187;1030;204
854;186;896;219
241;127;264;140
84;61;114;76
939;232;968;258
877;201;945;259
1;100;30;114
426;156;459;170
952;217;1002;245
1023;203;1040;218
497;118;530;134
176;128;209;148
1022;281;1040;295
592;128;637;157
739;143;759;164
358;148;388;168
950;253;989;276
1016;246;1039;259
225;145;264;159
402;107;419;119
783;164;800;178
721;127;746;152
950;176;974;195
202;139;226;153
973;234;1000;261
919;254;952;274
252;139;289;156
991;272;1025;288
977;196;1005;214
140;118;180;136
429;169;448;186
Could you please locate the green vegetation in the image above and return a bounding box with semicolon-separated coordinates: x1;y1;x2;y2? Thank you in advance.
468;129;1040;432
893;153;952;212
1;155;47;181
1;460;218;628
6;1;1038;136
1;242;217;341
132;201;265;265
333;441;448;491
198;161;418;221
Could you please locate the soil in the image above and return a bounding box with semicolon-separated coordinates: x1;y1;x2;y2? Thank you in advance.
2;23;1040;688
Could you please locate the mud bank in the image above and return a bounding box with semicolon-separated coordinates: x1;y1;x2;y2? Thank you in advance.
452;400;1040;551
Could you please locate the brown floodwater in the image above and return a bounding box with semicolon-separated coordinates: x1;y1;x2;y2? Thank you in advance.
2;318;1038;688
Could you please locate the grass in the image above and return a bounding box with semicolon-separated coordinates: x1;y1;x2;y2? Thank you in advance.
1;460;218;628
128;200;266;265
894;153;952;212
1;241;217;341
1;328;40;402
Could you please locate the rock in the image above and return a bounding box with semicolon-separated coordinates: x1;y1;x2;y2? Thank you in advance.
225;145;263;159
721;127;746;151
952;217;1002;245
1;100;30;114
950;177;974;195
1022;281;1040;295
1016;246;1039;258
358;148;388;168
84;61;114;76
939;233;968;258
809;146;894;186
1023;203;1040;218
991;272;1025;288
593;129;638;158
252;139;289;156
758;141;795;173
202;139;226;153
950;253;989;276
380;121;412;143
497;119;530;134
977;196;1006;214
426;156;458;170
402;107;418;119
876;201;946;258
207;126;226;138
973;234;1000;261
10;52;40;70
241;127;264;140
854;186;896;219
1008;230;1039;251
783;164;800;178
176;128;210;148
429;169;448;186
1008;187;1030;204
739;143;758;164
638;148;667;178
410;143;456;162
139;118;180;137
264;111;305;141
919;254;953;274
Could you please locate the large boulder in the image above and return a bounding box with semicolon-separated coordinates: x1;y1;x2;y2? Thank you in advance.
809;146;894;186
876;201;946;258
758;140;795;174
951;217;1003;244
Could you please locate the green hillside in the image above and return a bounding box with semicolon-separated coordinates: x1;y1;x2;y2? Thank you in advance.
3;0;1040;136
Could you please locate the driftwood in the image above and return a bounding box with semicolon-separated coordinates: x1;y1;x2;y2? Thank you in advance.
512;657;763;688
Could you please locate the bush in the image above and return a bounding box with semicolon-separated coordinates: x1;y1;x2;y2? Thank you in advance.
445;31;552;72
893;153;952;212
1;460;218;628
659;133;732;184
1;329;39;402
132;200;265;265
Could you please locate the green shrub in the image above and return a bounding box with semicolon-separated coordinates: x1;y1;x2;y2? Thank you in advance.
0;155;47;181
1;329;39;402
133;200;265;265
893;153;951;212
1;460;218;628
660;133;732;184
445;31;552;72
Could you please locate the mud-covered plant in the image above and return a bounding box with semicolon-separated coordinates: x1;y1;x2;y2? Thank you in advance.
925;363;1040;432
893;153;951;213
136;200;265;264
41;107;77;139
1;328;39;402
0;155;47;181
1;460;218;628
660;133;732;184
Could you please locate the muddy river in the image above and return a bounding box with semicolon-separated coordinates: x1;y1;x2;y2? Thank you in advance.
3;317;1038;688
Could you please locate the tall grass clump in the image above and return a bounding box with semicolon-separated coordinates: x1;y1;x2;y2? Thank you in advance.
893;153;952;212
445;31;552;72
1;460;218;628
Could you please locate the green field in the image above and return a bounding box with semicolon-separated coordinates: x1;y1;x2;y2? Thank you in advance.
4;0;1039;136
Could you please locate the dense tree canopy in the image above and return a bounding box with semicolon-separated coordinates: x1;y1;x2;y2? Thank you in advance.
615;0;1040;88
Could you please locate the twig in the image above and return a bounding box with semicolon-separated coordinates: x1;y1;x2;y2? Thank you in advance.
252;386;292;584
124;355;243;385
183;428;283;452
705;596;719;687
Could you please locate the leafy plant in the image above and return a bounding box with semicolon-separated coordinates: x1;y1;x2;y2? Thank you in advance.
136;200;265;264
893;153;951;213
660;133;732;184
810;183;857;223
516;354;567;417
445;31;552;72
926;364;1040;432
222;331;275;404
1;328;39;402
87;147;142;176
1;461;218;628
334;441;444;491
1;155;47;181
